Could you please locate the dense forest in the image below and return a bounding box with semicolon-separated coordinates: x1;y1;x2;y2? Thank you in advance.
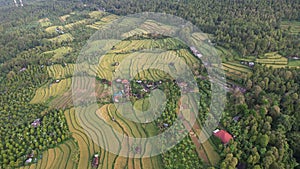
0;0;299;66
0;0;299;168
219;66;300;169
84;0;300;57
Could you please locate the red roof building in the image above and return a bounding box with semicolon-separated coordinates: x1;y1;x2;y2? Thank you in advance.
213;129;233;144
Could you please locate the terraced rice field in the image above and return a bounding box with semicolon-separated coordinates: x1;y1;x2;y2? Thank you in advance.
132;69;172;81
281;21;300;35
64;106;163;169
39;18;52;27
87;21;107;30
177;49;201;68
95;37;198;81
192;32;207;41
111;39;153;53
222;52;297;79
87;11;110;29
288;59;300;67
100;14;118;23
222;62;252;74
200;133;220;165
47;63;98;79
38;63;109;108
140;20;176;34
256;52;288;68
89;11;105;19
43;47;72;61
30;78;72;104
191;127;220;166
256;57;288;65
35;16;219;168
65;108;105;169
19;140;78;169
48;33;74;43
47;64;75;79
64;20;87;29
222;62;250;80
224;70;248;80
60;14;71;22
45;26;64;33
122;20;176;38
179;96;220;166
114;38;186;51
87;14;118;30
97;50;193;81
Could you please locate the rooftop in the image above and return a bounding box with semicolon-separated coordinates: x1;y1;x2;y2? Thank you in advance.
213;129;233;144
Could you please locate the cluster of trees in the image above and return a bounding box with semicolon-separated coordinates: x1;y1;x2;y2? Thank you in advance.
0;66;70;168
218;66;300;168
0;0;90;65
0;1;299;168
84;0;299;57
154;81;204;169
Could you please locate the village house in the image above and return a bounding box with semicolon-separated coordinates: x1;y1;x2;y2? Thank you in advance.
178;82;188;88
248;62;255;67
146;82;154;88
55;27;64;34
115;78;122;83
25;151;35;163
190;46;203;58
19;67;27;72
92;154;99;168
169;62;175;66
113;91;123;103
134;146;141;154
25;158;32;163
111;116;116;122
233;115;241;123
112;62;119;66
122;80;131;99
136;80;142;84
31;119;41;128
163;123;169;128
241;61;255;67
189;131;197;137
213;129;233;144
180;104;189;110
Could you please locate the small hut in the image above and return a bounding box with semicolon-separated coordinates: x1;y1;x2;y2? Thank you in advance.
92;154;99;168
112;62;119;66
